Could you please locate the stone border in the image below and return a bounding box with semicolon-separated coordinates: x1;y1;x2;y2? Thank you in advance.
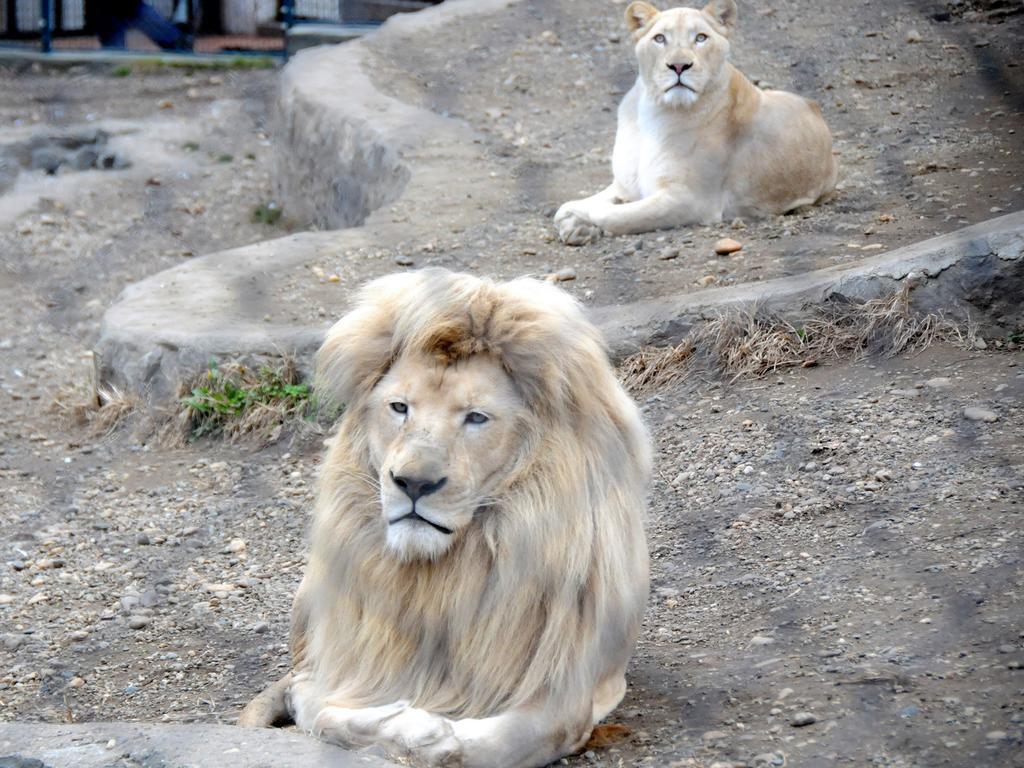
595;211;1024;358
95;212;1023;404
272;0;515;229
0;721;399;767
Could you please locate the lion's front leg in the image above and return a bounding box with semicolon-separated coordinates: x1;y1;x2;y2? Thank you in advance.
446;703;592;768
312;703;462;767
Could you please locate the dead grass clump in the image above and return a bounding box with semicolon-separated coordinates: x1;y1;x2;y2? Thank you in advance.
616;338;695;393
620;286;977;393
175;360;315;444
54;384;137;436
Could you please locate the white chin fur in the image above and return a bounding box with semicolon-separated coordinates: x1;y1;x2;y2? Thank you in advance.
658;86;699;108
385;519;453;560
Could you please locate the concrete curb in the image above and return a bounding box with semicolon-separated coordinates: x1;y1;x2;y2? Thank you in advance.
0;721;398;768
95;212;1023;404
595;211;1024;358
272;0;516;228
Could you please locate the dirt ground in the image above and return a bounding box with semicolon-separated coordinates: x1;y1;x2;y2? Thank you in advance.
1;4;1023;768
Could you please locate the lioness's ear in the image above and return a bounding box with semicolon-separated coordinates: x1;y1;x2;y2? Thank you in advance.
625;1;658;36
702;0;737;34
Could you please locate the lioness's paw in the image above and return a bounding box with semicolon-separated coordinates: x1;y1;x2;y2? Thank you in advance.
554;206;603;246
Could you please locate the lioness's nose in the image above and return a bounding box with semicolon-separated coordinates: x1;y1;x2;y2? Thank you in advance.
391;471;448;502
668;62;693;75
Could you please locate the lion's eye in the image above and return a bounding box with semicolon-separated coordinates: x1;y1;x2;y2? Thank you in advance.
465;411;489;425
390;402;408;415
653;33;666;44
695;33;708;43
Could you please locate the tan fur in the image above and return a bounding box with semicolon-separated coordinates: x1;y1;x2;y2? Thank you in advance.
555;0;837;244
241;270;651;768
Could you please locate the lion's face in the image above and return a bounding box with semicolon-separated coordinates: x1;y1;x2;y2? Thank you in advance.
627;2;735;109
366;351;529;560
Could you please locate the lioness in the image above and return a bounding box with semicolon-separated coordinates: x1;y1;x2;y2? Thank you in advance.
555;0;837;245
240;270;651;768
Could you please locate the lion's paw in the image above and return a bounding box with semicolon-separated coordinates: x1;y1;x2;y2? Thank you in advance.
315;704;462;766
554;205;603;246
380;708;462;766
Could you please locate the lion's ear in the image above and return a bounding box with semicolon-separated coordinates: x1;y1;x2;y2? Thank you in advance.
625;1;658;36
702;0;737;34
315;272;421;408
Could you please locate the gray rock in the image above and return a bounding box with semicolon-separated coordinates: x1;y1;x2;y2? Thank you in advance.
127;615;150;630
29;147;64;174
0;756;48;768
0;156;19;194
790;712;817;727
69;147;99;171
1;634;26;652
97;151;130;170
963;407;998;422
0;722;400;767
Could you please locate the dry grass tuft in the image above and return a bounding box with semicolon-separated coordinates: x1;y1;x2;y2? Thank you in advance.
620;286;978;394
617;338;695;393
53;384;137;436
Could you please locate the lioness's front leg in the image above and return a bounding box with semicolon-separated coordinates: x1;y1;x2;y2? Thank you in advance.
555;181;632;246
584;188;720;237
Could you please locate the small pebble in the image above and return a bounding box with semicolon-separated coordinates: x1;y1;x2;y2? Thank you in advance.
553;267;577;282
128;616;151;630
713;237;743;255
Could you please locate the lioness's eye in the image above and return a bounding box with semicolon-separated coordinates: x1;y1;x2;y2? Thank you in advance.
465;411;489;425
695;33;708;43
653;33;666;44
390;402;408;415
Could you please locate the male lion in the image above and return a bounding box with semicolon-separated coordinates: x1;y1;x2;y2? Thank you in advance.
555;0;837;245
240;269;651;768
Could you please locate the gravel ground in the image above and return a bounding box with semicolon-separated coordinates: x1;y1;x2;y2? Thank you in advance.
1;15;1023;768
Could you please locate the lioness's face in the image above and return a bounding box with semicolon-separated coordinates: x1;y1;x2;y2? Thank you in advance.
367;352;529;560
634;8;730;108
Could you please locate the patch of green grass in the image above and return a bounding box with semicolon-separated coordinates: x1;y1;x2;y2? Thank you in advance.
183;141;200;152
252;202;283;225
112;65;132;78
134;56;277;74
217;153;234;163
180;361;314;442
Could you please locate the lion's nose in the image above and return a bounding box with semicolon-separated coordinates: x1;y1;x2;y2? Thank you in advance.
667;62;693;75
391;471;448;502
